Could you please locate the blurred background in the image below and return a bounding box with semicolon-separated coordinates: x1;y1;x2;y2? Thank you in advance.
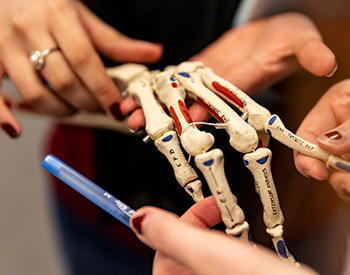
0;80;67;275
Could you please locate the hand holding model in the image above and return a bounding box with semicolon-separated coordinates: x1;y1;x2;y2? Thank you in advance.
0;0;163;137
295;79;350;202
121;12;337;129
130;196;318;275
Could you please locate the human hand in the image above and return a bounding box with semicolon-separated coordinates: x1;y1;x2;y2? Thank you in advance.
122;12;336;130
130;196;317;275
294;79;350;202
0;0;163;137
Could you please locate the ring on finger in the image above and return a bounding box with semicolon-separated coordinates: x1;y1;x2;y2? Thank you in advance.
29;47;59;70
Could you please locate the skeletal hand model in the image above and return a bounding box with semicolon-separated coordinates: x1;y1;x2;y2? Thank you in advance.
107;61;350;266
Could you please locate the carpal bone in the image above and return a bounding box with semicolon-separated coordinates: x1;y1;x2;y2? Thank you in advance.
243;148;284;229
155;71;215;156
128;71;174;141
154;131;204;202
175;70;258;153
195;149;250;240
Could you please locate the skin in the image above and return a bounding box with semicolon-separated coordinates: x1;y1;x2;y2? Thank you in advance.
121;12;337;130
0;0;163;135
294;79;350;202
0;1;346;200
130;196;318;275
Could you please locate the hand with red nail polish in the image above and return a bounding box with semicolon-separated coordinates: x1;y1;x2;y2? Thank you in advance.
295;79;350;202
130;196;316;275
0;0;163;121
0;86;21;138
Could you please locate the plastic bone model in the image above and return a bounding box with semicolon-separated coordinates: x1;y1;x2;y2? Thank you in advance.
107;61;350;266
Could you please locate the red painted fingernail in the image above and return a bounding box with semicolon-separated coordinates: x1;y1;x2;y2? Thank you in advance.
109;103;125;121
1;123;19;138
4;98;12;108
132;213;146;235
324;130;342;140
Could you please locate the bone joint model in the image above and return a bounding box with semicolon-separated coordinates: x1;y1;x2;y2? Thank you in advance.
106;61;350;266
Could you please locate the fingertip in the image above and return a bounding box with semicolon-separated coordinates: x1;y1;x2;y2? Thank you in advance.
127;108;145;132
317;128;350;155
294;152;329;181
1;122;21;138
119;97;139;116
297;39;337;77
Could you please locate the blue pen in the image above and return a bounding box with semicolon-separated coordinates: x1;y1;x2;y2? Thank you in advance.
42;154;135;228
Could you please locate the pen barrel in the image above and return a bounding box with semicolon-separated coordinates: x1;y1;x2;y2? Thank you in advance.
42;155;134;228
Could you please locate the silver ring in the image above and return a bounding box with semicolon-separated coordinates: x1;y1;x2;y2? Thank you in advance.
29;47;58;70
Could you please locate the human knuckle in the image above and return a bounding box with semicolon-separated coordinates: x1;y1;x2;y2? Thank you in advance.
46;0;75;15
11;12;34;32
91;77;113;99
21;86;45;105
49;70;74;92
70;44;91;67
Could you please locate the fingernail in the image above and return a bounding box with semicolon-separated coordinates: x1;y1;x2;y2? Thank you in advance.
132;213;146;235
109;103;125;121
129;127;139;134
1;123;19;138
4;98;12;108
325;62;338;77
317;130;347;145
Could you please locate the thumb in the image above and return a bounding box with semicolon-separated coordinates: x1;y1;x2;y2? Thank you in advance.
293;38;337;77
75;2;163;63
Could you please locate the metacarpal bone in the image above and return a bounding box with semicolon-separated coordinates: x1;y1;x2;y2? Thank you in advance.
175;70;258;153
128;71;174;140
197;66;271;132
155;71;215;156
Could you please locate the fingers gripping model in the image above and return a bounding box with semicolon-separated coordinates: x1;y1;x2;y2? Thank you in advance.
107;61;350;267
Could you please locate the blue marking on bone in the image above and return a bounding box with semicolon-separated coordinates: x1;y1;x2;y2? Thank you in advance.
203;159;214;167
162;134;173;142
336;162;350;172
277;240;288;259
266;129;272;136
243;160;249;166
187;187;194;193
170;77;176;82
256;156;269;165
268;115;277;125
178;72;190;78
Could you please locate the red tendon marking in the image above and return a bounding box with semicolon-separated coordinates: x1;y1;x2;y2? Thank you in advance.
196;97;225;123
212;81;244;109
170;106;182;135
178;100;193;124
